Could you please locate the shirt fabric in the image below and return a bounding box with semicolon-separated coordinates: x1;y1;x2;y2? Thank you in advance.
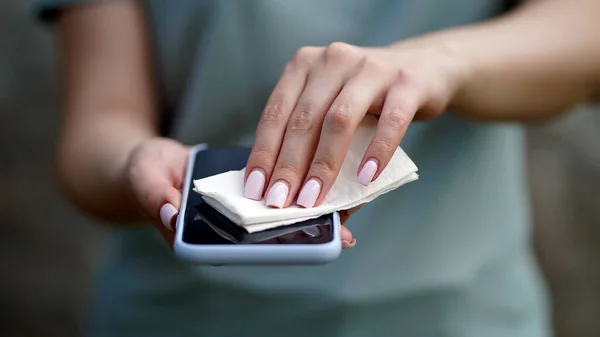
37;1;552;336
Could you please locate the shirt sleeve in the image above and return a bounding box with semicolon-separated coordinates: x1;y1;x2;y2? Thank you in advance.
34;0;132;23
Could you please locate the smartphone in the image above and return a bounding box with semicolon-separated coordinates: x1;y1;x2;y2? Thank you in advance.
173;144;342;265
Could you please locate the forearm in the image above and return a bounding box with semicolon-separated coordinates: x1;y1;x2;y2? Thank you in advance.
57;113;156;223
55;1;159;224
412;0;600;121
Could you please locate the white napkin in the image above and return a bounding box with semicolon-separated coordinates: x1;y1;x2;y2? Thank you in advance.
193;115;419;233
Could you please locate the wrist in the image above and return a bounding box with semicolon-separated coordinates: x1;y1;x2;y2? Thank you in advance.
425;30;478;113
386;30;475;113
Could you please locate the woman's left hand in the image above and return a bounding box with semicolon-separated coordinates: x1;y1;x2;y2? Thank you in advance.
244;40;467;210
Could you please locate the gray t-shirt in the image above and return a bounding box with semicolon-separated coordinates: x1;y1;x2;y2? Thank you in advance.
38;1;551;336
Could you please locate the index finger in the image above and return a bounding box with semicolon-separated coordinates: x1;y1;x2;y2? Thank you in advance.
244;47;318;200
296;71;385;208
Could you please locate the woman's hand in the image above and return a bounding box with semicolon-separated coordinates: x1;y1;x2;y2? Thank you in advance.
123;138;356;248
123;138;191;246
245;40;467;209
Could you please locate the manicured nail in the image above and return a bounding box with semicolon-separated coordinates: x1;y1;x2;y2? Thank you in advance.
244;169;266;200
160;203;178;230
266;181;289;208
296;179;321;208
342;239;357;249
358;159;378;186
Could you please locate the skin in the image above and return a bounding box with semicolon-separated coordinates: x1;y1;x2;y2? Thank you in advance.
54;0;599;247
245;0;600;209
54;1;356;247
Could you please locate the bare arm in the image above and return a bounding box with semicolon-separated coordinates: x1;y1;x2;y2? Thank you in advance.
426;0;600;120
55;1;159;222
244;0;600;208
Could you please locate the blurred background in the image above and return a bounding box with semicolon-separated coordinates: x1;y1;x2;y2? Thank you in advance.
1;0;598;336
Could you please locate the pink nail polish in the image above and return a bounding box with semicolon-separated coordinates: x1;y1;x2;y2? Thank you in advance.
160;203;178;230
266;181;289;208
358;159;378;186
244;169;266;200
296;179;321;208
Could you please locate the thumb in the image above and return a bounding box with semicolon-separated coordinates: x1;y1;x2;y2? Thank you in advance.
124;139;191;246
139;180;182;248
132;173;182;231
153;182;182;231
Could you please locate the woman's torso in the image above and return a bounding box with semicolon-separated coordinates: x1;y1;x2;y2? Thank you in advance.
89;1;551;336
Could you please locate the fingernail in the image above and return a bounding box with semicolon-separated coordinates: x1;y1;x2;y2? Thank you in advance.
358;159;378;186
160;203;178;230
266;181;289;208
296;178;321;208
244;169;266;200
301;226;322;238
342;238;357;249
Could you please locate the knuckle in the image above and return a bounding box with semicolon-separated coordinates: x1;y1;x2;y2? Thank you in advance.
260;102;286;126
292;46;319;67
282;62;296;75
393;67;410;82
372;138;396;154
287;103;318;132
325;103;352;133
383;107;410;129
250;146;275;165
311;157;337;177
274;162;302;178
393;68;421;89
325;42;355;61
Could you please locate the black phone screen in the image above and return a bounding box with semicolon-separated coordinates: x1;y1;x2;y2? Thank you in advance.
180;147;335;245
